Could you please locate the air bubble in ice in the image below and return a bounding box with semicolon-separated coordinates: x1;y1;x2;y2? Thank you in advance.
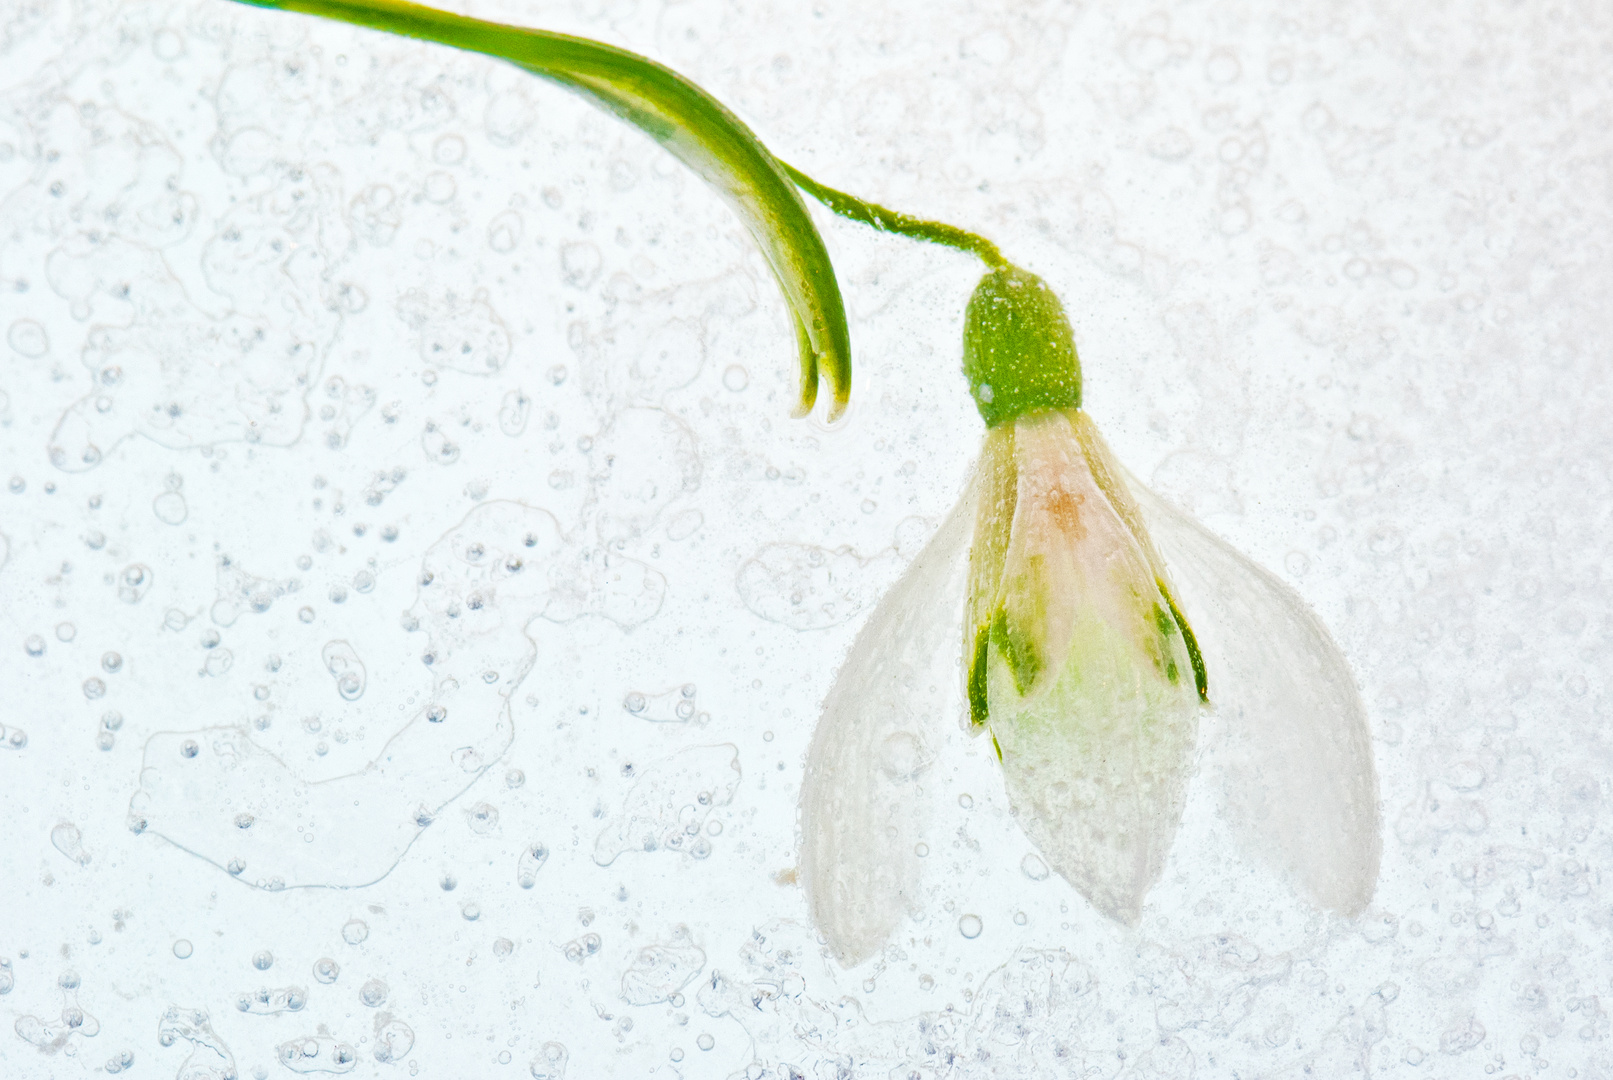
252;950;273;971
373;1018;414;1063
530;1042;568;1080
51;822;91;866
277;1034;357;1074
313;958;340;984
24;634;45;656
958;914;983;939
341;919;369;945
562;934;601;963
360;978;388;1007
517;842;549;888
321;640;366;701
235;985;306;1014
153;490;188;525
118;564;152;603
466;802;498;833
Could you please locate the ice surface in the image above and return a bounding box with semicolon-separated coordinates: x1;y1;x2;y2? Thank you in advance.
2;0;1611;1077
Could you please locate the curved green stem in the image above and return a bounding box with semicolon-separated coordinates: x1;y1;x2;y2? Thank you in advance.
782;163;1008;269
224;0;1015;422
228;0;851;419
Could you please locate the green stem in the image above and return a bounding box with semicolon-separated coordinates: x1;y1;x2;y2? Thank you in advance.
223;0;1014;418
782;162;1008;269
228;0;852;419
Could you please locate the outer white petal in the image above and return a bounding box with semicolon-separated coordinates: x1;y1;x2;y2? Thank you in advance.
799;477;976;967
1128;472;1381;915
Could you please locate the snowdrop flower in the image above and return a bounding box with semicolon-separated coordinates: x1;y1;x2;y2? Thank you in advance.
801;266;1381;965
235;0;1379;970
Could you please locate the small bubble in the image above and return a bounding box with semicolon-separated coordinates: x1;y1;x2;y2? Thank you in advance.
426;704;447;723
173;939;193;959
1013;911;1028;926
461;903;480;921
492;938;514;958
958;914;983;939
235;814;255;829
82;677;106;699
179;739;199;758
96;731;115;751
24;635;45;657
353;570;375;593
505;768;525;788
381;525;399;543
341;919;369;945
56;622;77;642
299;607;315;623
722;365;749;392
313;958;340;983
329;585;348;604
59;969;80;990
101;651;123;673
360;978;388;1007
517;843;549;889
696;1034;715;1052
252;950;273;970
7;475;23;493
958;793;974;809
1020;853;1050;881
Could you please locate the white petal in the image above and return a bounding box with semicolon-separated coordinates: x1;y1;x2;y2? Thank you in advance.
1128;473;1381;915
987;420;1201;925
799;477;976;966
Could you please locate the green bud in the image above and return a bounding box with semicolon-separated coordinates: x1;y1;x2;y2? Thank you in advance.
961;266;1082;427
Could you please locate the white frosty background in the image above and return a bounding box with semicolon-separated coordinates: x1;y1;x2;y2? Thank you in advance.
0;0;1609;1077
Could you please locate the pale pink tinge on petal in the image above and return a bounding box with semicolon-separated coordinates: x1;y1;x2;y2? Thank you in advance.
987;411;1202;924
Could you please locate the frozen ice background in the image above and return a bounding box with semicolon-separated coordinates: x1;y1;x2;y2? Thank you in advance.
1;0;1610;1076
